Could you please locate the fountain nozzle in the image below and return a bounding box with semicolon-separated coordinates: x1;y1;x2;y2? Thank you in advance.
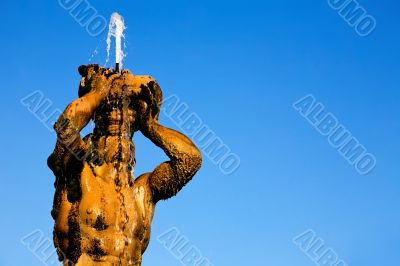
115;63;120;73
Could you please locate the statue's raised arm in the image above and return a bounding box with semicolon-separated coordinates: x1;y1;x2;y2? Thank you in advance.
135;78;202;203
48;65;118;178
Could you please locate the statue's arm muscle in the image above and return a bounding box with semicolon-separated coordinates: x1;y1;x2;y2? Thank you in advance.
55;90;106;153
49;72;114;174
142;122;202;203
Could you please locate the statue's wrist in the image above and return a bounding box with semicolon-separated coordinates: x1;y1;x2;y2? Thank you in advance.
141;119;157;137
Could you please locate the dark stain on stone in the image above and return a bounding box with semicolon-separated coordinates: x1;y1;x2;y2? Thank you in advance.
94;215;109;231
88;238;107;260
67;205;82;264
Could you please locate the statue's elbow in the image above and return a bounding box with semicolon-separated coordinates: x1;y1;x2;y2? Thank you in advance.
48;152;63;179
188;147;202;177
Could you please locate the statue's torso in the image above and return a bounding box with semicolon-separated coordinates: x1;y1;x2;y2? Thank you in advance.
53;135;155;265
52;74;162;265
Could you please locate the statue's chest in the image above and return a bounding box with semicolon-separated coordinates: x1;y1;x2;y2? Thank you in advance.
78;163;149;235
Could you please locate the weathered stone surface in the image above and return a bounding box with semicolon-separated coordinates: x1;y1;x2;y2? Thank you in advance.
48;65;202;265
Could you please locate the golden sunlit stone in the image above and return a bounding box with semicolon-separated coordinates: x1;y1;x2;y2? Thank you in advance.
48;65;202;265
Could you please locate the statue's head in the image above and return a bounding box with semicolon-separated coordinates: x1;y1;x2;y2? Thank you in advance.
77;64;161;138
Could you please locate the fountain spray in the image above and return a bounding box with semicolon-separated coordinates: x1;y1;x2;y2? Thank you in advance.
106;12;126;73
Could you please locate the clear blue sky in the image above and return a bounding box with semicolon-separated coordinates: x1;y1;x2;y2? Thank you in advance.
0;0;399;265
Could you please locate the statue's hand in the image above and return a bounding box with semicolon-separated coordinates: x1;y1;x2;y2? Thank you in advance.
78;65;118;99
136;79;162;134
90;75;110;99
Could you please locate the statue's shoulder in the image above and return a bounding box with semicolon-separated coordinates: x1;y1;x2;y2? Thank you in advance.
134;173;154;202
134;172;152;186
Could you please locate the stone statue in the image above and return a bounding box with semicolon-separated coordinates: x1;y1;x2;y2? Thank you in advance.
47;65;202;265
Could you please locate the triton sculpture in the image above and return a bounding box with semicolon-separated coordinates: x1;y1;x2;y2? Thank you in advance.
47;64;202;265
